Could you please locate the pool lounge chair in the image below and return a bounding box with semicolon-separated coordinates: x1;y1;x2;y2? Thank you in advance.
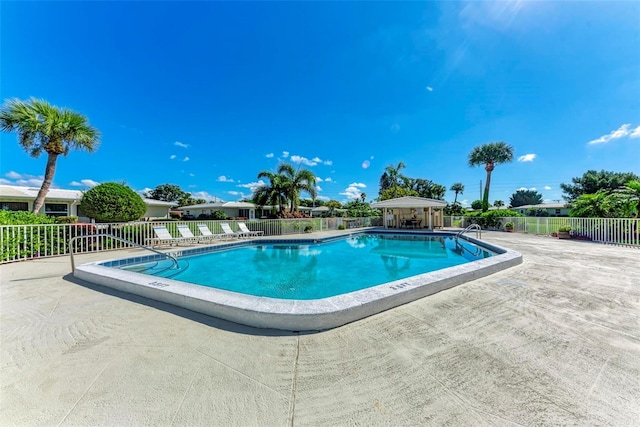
238;222;264;237
220;222;244;239
176;224;215;243
196;223;227;241
147;225;191;247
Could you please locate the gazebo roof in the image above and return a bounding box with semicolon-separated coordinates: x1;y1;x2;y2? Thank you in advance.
371;196;447;208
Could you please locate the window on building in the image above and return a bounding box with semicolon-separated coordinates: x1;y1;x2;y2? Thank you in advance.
238;208;250;218
555;209;561;215
44;203;69;217
1;202;29;211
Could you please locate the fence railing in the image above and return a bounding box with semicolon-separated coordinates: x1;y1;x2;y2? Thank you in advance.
0;217;381;264
444;216;639;248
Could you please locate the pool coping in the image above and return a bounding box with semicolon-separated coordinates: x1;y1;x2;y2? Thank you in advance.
73;232;522;331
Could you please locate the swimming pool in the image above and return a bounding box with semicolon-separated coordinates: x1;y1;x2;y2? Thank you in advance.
120;234;494;299
74;231;522;331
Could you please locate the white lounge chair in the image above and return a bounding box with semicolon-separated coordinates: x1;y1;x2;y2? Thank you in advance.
220;222;243;239
197;224;226;241
147;225;190;247
238;222;264;237
177;224;209;243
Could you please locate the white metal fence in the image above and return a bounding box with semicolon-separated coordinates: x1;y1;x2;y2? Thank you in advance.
444;216;639;247
0;217;382;264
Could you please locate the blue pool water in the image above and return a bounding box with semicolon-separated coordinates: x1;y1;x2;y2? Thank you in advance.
121;234;494;300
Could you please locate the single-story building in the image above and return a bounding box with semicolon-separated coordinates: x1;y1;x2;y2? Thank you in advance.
514;203;570;217
178;201;270;220
0;185;173;221
371;196;447;230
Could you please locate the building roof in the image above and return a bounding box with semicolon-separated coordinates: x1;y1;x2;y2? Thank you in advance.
177;201;257;210
371;196;447;208
516;203;568;209
0;185;173;206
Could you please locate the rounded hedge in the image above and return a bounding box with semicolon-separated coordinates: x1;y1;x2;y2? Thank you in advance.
80;182;146;222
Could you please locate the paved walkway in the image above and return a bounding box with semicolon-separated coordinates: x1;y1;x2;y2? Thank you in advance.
1;232;639;426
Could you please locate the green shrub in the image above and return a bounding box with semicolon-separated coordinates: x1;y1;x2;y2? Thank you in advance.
55;216;78;224
558;225;572;232
80;182;146;222
0;211;55;225
504;221;515;230
464;209;523;228
338;224;346;230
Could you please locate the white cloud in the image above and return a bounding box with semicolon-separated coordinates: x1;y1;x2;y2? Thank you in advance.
544;185;552;190
517;187;528;191
530;187;537;191
324;177;332;182
5;171;22;179
238;180;266;193
282;151;289;158
517;153;536;162
170;154;176;160
426;86;433;91
460;199;470;207
70;179;100;188
312;157;322;163
316;195;330;202
362;160;371;169
190;191;217;202
588;123;635;145
174;141;189;148
316;185;323;192
227;191;242;196
189;173;195;177
265;153;274;158
340;182;367;200
183;157;190;162
217;175;234;183
291;155;318;166
2;171;45;187
316;177;323;182
324;160;333;166
0;178;11;185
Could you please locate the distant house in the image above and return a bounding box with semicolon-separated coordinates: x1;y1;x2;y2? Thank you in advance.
0;185;173;221
178;201;269;220
514;203;570;217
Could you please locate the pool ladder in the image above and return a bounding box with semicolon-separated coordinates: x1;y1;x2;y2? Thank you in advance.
69;233;179;272
455;224;482;240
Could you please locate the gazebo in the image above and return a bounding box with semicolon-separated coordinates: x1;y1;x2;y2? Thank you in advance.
371;196;448;230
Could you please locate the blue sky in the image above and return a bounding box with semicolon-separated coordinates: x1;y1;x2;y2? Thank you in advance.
1;1;639;206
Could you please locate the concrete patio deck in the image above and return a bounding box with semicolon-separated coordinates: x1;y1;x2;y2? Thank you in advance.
1;231;639;426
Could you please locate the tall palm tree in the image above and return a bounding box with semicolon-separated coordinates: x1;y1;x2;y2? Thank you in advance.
254;170;290;216
278;163;317;212
468;142;514;212
450;182;464;204
360;192;367;203
379;161;408;198
0;98;100;213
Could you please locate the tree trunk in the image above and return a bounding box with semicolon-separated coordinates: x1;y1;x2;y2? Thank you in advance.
453;192;458;204
482;170;492;212
32;152;59;214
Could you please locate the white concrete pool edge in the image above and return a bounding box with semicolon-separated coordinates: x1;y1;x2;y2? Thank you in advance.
73;236;522;331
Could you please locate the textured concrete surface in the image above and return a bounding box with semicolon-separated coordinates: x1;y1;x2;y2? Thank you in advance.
1;231;639;426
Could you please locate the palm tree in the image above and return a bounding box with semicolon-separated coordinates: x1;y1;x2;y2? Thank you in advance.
278;163;317;212
450;182;464;204
468;142;514;212
360;192;367;203
494;200;505;208
254;170;290;216
0;98;100;213
379;161;408;198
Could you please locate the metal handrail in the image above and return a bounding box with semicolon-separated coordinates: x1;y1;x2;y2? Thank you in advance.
456;223;482;240
70;233;179;272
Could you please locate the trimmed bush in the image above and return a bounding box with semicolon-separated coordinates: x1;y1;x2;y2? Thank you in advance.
80;182;146;222
55;216;79;224
464;209;523;228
